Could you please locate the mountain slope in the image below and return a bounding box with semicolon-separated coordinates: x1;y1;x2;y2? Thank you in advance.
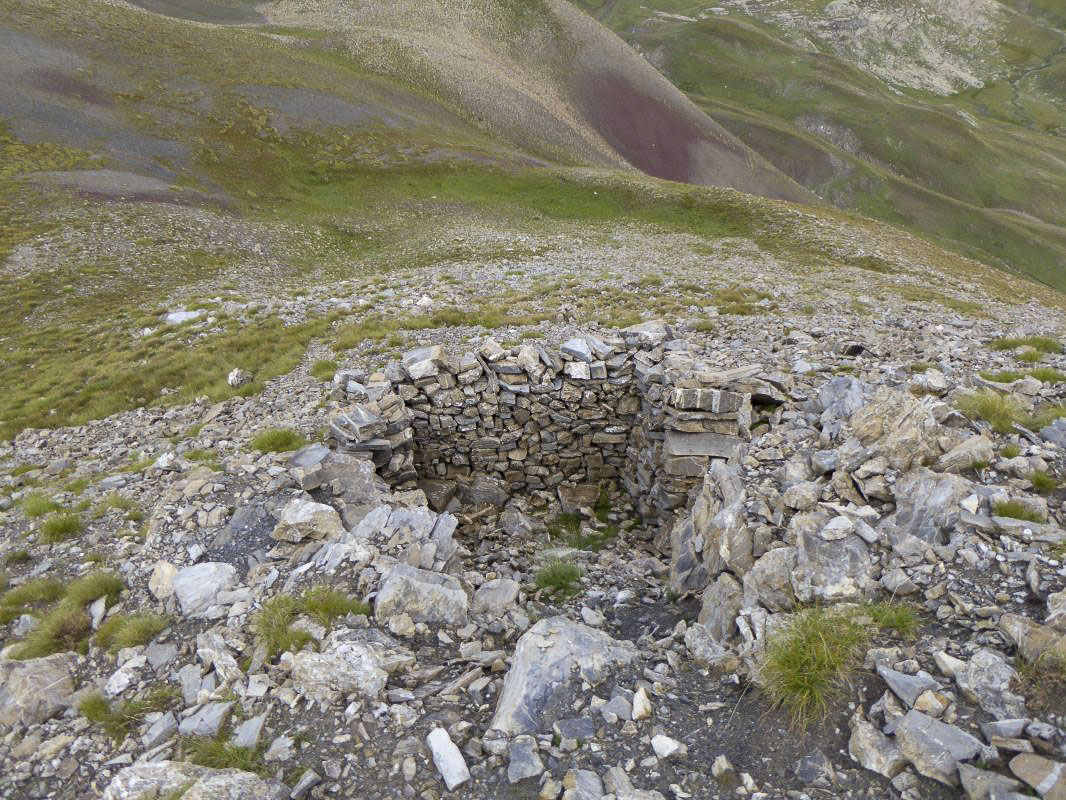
261;0;814;202
0;0;1060;438
573;0;1066;290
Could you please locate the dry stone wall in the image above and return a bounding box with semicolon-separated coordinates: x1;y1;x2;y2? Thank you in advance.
329;321;765;534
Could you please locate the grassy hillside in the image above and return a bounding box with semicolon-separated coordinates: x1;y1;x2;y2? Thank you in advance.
573;0;1066;290
0;0;1060;439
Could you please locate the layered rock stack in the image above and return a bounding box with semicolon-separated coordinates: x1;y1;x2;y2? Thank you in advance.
330;373;416;485
329;322;759;529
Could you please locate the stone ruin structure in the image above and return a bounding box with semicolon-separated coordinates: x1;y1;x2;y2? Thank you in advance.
326;321;785;539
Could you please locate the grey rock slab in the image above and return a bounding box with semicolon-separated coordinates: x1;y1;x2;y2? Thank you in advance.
178;701;233;737
956;648;1027;720
1010;753;1066;799
472;578;519;616
564;768;604;800
877;664;941;708
231;713;267;749
291;631;392;704
490;616;636;735
603;766;666;800
561;337;594;362
142;711;177;749
794;749;836;786
894;709;984;786
507;735;544;784
791;516;873;603
742;546;796;612
697;573;742;641
0;653;76;728
958;763;1025;800
270;498;343;543
1040;418;1066;449
849;710;906;778
172;562;237;617
145;642;179;671
375;563;468;625
101;761;286;800
426;727;470;790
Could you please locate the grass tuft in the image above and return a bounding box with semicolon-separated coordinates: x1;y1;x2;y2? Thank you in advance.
310;359;338;381
21;491;60;518
1001;443;1021;459
183;736;266;775
547;513;582;541
94;613;170;652
979;370;1024;383
990;336;1062;354
10;570;124;658
1030;368;1066;384
0;577;65;624
251;428;306;453
594;485;612;523
534;559;583;597
40;513;84;543
955;390;1022;434
863;602;919;639
79;686;179;742
3;550;31;566
253;595;310;661
301;585;370;627
758;608;867;726
993;500;1046;523
1032;471;1059;495
759;602;922;726
253;585;367;660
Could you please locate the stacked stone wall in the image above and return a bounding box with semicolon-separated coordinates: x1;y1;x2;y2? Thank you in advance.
329;322;757;533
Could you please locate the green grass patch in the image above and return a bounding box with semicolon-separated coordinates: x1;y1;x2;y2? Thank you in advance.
0;577;64;624
310;359;338;381
759;603;922;726
251;428;306;453
534;559;583;597
1030;368;1066;383
94;613;170;652
955;390;1023;434
254;594;311;661
1018;349;1044;364
594;486;611;523
79;686;179;742
21;491;61;518
62;477;90;495
301;585;370;627
7;571;124;658
979;370;1025;383
565;524;619;552
40;513;84;543
546;513;582;541
1002;443;1022;459
909;362;933;373
183;735;267;775
991;336;1062;354
993;500;1046;523
862;602;920;639
254;586;367;660
1030;404;1066;430
759;607;868;726
1032;471;1059;495
93;492;141;521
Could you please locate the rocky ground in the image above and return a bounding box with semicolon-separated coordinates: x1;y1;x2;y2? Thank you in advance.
3;289;1066;800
